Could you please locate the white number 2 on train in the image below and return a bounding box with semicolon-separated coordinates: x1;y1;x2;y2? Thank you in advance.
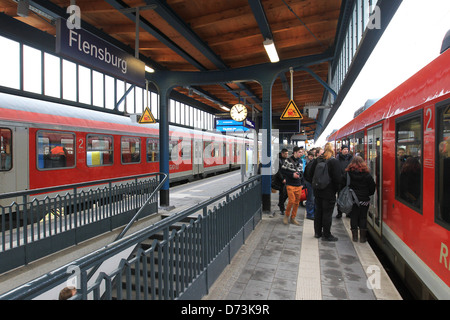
425;107;433;131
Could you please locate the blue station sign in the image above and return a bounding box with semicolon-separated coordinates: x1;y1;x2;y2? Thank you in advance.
56;19;145;86
215;119;255;132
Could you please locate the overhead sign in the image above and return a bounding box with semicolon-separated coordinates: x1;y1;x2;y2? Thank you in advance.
281;100;303;120
56;18;145;86
215;119;243;127
216;126;249;132
139;107;156;124
215;118;253;132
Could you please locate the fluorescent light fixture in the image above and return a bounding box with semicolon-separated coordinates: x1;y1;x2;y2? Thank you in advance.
145;65;155;73
263;38;279;63
220;105;230;111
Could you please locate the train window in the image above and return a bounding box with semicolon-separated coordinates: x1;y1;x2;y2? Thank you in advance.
86;135;113;167
395;115;422;211
147;137;159;163
0;128;12;171
121;136;141;164
437;104;450;228
37;131;76;169
354;131;365;160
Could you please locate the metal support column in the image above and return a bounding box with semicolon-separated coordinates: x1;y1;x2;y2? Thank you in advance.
159;88;170;207
260;81;272;212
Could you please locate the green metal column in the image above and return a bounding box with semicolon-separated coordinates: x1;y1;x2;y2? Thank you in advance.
159;87;170;207
260;80;272;212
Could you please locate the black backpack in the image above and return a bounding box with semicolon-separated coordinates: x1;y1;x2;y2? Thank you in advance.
312;159;331;190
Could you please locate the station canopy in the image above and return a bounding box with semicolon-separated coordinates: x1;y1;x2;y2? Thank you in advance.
0;0;400;140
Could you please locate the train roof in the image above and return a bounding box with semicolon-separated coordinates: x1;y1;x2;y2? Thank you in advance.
0;92;245;140
334;49;450;139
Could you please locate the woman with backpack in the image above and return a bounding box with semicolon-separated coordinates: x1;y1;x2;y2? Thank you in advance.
306;142;342;241
341;156;376;242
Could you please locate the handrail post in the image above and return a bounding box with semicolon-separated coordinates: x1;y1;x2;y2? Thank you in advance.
73;186;78;232
22;195;28;253
202;207;208;290
108;181;113;228
163;227;169;300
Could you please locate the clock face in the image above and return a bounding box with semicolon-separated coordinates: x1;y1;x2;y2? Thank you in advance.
230;103;248;122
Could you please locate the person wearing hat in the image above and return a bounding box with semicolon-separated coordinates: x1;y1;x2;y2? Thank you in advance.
336;144;353;218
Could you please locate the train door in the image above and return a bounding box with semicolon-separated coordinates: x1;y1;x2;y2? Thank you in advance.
367;126;382;236
193;138;203;175
0;126;29;206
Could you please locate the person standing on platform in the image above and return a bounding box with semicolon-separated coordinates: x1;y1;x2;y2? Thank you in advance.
276;148;289;215
304;151;316;220
336;145;353;218
309;142;342;241
280;146;304;226
341;156;376;242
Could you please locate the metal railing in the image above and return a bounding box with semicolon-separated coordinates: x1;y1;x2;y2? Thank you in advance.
0;172;166;274
0;175;261;300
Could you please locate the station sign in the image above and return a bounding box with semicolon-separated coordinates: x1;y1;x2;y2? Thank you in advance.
56;18;145;86
216;126;249;132
215;118;255;133
215;119;243;127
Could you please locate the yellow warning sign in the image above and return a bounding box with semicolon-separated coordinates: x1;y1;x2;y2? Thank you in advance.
139;107;156;124
280;100;303;120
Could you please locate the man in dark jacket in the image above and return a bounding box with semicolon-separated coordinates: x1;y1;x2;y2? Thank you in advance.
280;146;303;226
275;149;289;215
336;145;353;218
308;143;342;241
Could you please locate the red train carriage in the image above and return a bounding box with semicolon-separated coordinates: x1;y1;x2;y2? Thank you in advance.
328;35;450;299
0;92;252;204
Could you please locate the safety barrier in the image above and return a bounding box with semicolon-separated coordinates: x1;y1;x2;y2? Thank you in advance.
0;173;165;274
0;175;261;300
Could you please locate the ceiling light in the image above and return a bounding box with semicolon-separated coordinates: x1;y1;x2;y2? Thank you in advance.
263;38;279;63
220;105;230;111
145;65;155;73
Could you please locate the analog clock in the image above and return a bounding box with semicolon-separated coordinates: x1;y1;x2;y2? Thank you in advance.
230;103;248;122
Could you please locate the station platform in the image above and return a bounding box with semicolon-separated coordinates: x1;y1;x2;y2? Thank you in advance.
203;197;402;300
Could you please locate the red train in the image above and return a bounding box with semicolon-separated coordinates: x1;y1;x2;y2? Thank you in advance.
327;34;450;299
0;92;255;207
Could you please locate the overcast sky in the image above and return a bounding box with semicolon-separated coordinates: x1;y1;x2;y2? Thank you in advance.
315;0;450;146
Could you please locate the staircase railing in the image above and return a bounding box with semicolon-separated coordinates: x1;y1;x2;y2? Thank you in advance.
0;175;261;300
